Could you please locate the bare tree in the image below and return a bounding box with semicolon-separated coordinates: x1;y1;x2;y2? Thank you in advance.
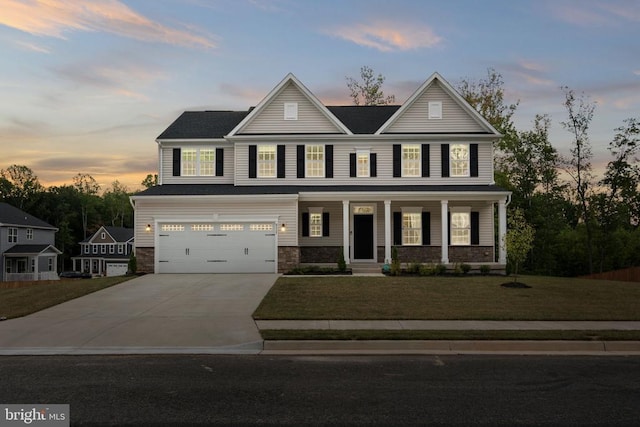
346;66;395;106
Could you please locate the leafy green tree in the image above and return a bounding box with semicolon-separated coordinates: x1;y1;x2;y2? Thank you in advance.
346;66;395;106
141;174;158;189
102;180;133;227
503;208;535;284
0;165;44;210
72;173;101;239
560;87;596;273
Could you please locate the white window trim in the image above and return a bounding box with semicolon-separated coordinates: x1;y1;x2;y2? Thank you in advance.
181;148;216;177
92;245;97;254
401;144;421;177
356;149;370;178
109;245;115;254
84;245;89;254
101;232;106;239
308;207;323;238
305;145;325;178
284;102;298;120
450;206;471;246
257;145;277;178
118;245;123;254
450;144;470;177
428;101;442;119
401;207;422;246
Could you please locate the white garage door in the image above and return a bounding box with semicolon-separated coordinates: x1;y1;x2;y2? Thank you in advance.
157;222;276;273
106;263;128;277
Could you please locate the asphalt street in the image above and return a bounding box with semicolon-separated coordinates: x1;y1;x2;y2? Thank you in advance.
1;355;639;426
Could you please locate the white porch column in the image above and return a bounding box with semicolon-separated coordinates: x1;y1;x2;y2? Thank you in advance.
342;200;350;265
441;200;449;264
33;255;39;281
498;199;507;264
384;200;391;263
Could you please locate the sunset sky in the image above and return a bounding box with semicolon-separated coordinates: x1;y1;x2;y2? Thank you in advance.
1;0;639;192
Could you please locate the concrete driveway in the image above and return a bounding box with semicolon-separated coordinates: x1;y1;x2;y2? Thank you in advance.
0;274;278;355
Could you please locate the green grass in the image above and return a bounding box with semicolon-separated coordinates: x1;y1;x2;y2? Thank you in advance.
253;275;640;321
260;329;640;341
0;276;134;319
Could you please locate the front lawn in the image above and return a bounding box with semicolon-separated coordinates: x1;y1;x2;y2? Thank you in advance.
0;276;134;319
253;275;640;321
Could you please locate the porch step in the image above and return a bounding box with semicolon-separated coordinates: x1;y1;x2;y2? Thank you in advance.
350;263;383;275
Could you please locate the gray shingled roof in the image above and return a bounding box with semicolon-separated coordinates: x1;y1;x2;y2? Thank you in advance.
4;244;59;255
157;111;250;139
0;202;56;229
156;105;409;139
135;184;508;197
81;226;134;243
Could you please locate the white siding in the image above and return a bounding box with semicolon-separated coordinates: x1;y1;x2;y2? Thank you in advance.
161;145;234;185
239;82;344;134
385;80;486;133
234;142;493;186
134;197;298;249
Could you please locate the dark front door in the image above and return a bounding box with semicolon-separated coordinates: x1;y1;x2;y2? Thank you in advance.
353;214;374;259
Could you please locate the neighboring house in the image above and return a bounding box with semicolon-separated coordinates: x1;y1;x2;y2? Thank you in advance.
71;226;134;276
131;72;511;274
0;202;61;282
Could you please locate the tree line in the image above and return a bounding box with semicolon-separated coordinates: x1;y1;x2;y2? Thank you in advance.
0;168;158;270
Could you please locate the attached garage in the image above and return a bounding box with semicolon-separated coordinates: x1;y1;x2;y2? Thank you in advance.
106;262;128;277
156;222;277;273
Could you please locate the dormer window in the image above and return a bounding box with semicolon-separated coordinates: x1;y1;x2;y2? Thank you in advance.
428;101;442;119
284;102;298;120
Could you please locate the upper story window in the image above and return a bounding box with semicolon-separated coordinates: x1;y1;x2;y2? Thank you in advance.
450;144;470;177
451;208;471;245
109;245;115;254
258;145;276;178
428;101;442;119
26;228;33;240
284;102;298;120
402;144;420;177
84;245;90;254
92;245;98;254
182;149;215;176
118;244;123;254
357;151;370;178
8;227;17;243
101;245;106;254
100;232;106;239
306;145;324;178
402;209;422;246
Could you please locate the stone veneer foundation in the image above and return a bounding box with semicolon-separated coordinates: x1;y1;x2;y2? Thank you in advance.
278;246;300;273
135;247;154;273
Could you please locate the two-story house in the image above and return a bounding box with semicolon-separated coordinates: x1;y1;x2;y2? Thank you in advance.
131;72;511;274
71;226;134;276
0;202;61;281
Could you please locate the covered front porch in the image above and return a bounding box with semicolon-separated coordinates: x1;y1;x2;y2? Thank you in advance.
296;190;509;267
3;244;61;282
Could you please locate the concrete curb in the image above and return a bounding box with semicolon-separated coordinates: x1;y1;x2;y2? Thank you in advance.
261;340;640;355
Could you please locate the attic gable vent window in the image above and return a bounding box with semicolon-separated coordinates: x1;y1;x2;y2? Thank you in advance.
428;101;442;119
284;102;298;120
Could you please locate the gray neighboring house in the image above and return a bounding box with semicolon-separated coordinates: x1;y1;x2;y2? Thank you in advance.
71;226;134;277
0;202;61;282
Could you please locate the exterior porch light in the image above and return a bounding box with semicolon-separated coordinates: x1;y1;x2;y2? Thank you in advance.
145;224;152;232
280;223;286;232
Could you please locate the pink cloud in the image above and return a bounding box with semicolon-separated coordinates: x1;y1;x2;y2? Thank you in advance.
0;0;215;48
327;21;442;52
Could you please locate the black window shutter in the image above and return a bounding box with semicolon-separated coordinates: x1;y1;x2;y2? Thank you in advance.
393;212;402;245
322;212;330;237
470;144;479;177
422;212;431;245
325;145;333;178
393;144;401;177
297;145;305;178
172;148;181;176
441;144;450;177
471;211;480;245
277;145;285;178
302;212;309;237
349;153;356;177
370;153;377;177
421;144;430;177
248;145;257;178
215;148;224;176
